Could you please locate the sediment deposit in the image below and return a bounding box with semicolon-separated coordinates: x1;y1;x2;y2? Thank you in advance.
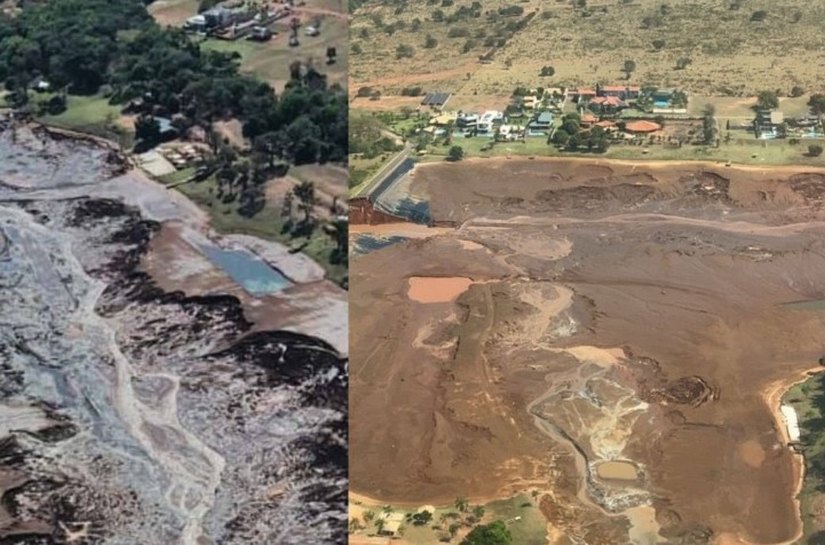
0;122;346;544
350;157;825;544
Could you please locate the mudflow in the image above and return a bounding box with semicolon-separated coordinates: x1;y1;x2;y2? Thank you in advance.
350;157;825;545
0;122;346;544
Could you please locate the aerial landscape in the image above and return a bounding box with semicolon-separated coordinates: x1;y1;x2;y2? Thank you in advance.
0;0;347;543
349;1;825;544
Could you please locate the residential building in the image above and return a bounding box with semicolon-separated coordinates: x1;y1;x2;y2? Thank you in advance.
599;85;641;100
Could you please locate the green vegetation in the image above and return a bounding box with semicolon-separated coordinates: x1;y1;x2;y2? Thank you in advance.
175;174;346;284
461;521;512;545
786;374;825;543
0;0;347;280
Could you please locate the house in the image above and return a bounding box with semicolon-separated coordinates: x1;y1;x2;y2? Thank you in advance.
184;5;251;33
580;113;598;127
156;117;180;141
456;112;479;133
567;87;597;103
497;124;524;141
378;512;405;536
599;85;641;100
589;96;628;113
754;109;783;138
624;120;662;134
477;110;504;135
430;112;457;127
528;111;553;134
523;95;540;109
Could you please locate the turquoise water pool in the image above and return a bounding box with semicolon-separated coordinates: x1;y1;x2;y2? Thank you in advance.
198;244;292;296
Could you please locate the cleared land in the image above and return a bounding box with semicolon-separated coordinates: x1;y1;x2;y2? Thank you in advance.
350;157;825;544
352;0;825;97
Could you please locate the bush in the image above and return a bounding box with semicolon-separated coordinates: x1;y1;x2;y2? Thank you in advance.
808;144;823;157
447;145;464;161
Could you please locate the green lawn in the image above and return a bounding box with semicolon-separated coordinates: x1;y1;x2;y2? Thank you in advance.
422;134;825;167
175;176;346;285
786;374;825;543
484;495;547;545
38;93;133;148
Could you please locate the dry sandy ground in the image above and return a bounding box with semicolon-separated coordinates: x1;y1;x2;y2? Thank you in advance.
350;157;825;544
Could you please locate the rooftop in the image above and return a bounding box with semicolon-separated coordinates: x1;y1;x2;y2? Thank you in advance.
625;120;662;133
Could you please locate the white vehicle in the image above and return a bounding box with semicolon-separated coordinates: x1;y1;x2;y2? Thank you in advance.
305;26;319;36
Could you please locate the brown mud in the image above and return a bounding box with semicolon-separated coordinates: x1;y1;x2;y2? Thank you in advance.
350;157;825;544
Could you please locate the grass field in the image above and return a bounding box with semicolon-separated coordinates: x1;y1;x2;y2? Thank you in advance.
37;94;134;148
175;175;346;284
421;133;825;167
199;12;348;92
786;375;825;544
352;0;825;97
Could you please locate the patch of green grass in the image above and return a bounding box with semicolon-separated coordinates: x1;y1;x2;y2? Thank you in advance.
158;166;197;185
38;93;133;148
421;134;825;167
176;176;346;284
484;494;547;545
787;375;825;543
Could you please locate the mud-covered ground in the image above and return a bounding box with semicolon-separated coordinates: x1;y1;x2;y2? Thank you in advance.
350;157;825;545
0;122;346;544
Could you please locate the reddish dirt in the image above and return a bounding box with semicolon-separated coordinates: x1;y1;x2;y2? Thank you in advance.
350;157;825;544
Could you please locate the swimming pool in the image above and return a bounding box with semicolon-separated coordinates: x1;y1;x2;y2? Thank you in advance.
198;244;292;296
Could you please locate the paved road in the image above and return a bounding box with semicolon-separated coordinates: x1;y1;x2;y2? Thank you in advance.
350;144;412;200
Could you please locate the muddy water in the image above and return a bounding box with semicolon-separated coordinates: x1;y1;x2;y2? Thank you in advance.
597;461;640;481
407;276;474;303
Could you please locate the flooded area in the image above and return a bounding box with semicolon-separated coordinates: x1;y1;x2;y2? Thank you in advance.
0;122;346;544
197;243;292;296
350;157;825;544
407;276;474;303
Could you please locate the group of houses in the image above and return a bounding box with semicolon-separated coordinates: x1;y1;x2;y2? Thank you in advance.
421;83;686;143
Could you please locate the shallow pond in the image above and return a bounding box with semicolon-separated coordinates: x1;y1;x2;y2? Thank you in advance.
198;244;292;296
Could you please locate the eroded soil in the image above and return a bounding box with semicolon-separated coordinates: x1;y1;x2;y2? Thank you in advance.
350;157;825;545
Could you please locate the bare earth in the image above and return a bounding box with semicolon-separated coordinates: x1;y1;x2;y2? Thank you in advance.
350;157;825;544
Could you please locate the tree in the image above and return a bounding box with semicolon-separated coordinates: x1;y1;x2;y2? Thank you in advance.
447;145;465;161
809;144;823;157
461;520;512;545
396;44;414;59
750;10;768;22
411;510;433;526
675;57;692;70
293;181;315;226
134;114;161;151
454;497;469;512
790;85;805;98
472;505;486;519
540;65;555;77
551;128;570;146
702;104;716;145
809;94;825;115
449;523;461;538
424;34;438;48
756;90;779;110
623;59;636;79
652;39;666;50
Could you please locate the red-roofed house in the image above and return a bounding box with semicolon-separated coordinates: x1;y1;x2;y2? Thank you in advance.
580;113;598;126
567;87;597;102
599;85;641;100
589;96;628;113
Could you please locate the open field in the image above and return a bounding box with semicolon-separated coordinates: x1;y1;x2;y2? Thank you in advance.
352;0;825;97
351;156;825;544
418;132;825;167
149;0;347;91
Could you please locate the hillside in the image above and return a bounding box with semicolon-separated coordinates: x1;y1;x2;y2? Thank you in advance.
351;0;825;98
